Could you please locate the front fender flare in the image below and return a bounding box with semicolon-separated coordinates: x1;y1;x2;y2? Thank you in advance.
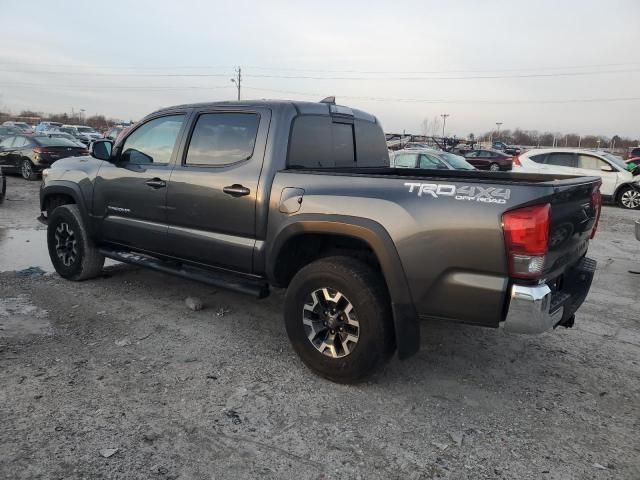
40;180;90;226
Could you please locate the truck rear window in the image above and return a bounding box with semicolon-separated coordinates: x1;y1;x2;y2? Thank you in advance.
287;115;388;169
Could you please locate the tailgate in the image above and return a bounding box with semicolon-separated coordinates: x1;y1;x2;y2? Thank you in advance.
544;177;601;279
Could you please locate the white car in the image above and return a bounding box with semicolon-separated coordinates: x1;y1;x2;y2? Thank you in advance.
515;148;640;209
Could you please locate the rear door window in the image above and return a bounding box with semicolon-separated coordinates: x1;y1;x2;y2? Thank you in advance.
185;113;260;166
419;154;448;170
393;153;418;168
546;153;577;168
529;153;547;164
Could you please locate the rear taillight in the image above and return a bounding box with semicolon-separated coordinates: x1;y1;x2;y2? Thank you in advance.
590;188;602;239
33;147;46;154
512;155;521;166
502;204;550;279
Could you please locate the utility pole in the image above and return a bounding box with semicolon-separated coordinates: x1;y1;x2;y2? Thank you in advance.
578;135;581;148
230;67;242;101
440;114;449;138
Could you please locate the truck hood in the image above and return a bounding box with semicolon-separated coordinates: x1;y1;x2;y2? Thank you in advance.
50;155;104;172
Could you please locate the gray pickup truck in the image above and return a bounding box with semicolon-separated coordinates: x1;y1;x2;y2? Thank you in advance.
39;99;601;382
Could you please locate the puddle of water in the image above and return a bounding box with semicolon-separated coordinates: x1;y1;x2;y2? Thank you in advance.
0;228;53;273
0;294;51;338
0;228;117;273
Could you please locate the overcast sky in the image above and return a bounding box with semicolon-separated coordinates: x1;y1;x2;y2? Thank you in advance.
0;0;639;137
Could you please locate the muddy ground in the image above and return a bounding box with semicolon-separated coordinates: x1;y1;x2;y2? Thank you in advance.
1;175;639;479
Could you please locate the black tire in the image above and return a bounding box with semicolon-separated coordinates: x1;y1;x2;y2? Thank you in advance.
489;162;500;172
617;186;640;210
284;256;395;383
21;159;38;180
0;173;5;204
47;204;105;280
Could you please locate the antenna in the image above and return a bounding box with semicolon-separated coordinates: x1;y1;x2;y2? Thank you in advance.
320;96;336;104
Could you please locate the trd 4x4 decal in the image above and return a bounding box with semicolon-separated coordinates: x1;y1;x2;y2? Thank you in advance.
404;182;511;204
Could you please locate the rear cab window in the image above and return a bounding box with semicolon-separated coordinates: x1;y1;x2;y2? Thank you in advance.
287;114;388;169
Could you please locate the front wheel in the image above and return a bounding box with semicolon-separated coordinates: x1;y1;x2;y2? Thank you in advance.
489;162;500;172
284;256;395;383
47;204;105;280
618;186;640;210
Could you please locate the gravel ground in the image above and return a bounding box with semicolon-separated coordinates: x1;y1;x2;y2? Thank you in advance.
1;175;639;479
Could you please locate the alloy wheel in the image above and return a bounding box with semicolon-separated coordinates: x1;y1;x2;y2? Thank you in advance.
489;163;500;172
21;160;33;179
621;189;640;209
302;287;360;358
54;222;78;266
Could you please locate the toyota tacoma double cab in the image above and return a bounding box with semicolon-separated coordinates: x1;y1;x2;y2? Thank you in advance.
40;99;601;383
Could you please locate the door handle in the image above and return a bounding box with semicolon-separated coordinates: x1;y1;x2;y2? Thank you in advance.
145;178;166;189
223;184;250;197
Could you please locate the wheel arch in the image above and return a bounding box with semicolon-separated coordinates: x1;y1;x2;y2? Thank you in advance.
266;215;420;359
40;181;88;222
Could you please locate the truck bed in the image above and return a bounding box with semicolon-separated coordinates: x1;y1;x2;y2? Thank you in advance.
284;166;597;187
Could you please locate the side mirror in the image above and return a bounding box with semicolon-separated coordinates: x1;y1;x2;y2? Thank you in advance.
90;139;113;161
600;164;615;172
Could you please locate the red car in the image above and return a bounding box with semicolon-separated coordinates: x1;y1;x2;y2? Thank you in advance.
462;149;513;171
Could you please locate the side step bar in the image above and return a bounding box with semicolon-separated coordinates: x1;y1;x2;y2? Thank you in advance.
99;248;269;299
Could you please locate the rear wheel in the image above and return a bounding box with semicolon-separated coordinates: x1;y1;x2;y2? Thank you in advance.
284;256;395;383
489;162;500;172
47;204;105;280
21;159;37;180
618;187;640;210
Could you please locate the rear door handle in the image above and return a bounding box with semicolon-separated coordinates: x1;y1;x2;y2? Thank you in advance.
145;178;166;189
223;184;250;197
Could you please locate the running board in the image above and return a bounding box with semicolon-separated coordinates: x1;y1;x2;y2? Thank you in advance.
99;248;269;298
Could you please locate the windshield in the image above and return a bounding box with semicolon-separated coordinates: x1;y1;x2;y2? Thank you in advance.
600;152;628;170
77;127;96;133
33;137;83;147
440;152;476;170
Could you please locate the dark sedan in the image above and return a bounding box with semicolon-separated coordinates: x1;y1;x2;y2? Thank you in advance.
0;135;88;180
462;149;513;171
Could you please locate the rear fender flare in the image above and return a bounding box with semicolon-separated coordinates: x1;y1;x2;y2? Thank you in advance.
266;214;420;359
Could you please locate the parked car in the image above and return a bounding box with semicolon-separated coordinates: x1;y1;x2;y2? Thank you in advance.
104;126;124;141
462;149;513;171
40;99;600;382
492;141;521;155
58;125;102;145
0;125;22;141
391;149;475;170
44;131;87;148
626;146;640;160
0;135;88;180
2;121;34;133
35;121;64;133
625;157;640;176
515;148;640;209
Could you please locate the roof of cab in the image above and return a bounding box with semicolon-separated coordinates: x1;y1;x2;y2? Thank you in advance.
150;99;378;123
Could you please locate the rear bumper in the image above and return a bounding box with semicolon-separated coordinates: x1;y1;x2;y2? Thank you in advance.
502;257;596;334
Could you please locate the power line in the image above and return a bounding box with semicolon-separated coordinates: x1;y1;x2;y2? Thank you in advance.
0;60;638;74
0;68;639;80
0;83;233;90
243;86;640;104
